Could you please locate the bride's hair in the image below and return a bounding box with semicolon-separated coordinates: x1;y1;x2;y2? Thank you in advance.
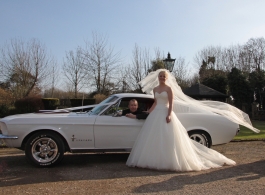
158;70;168;78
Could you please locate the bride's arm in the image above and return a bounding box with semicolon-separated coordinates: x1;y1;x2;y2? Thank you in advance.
166;87;173;123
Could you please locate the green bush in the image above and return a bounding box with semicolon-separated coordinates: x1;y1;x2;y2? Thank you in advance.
14;96;44;114
7;107;16;116
59;99;71;108
0;104;9;118
70;98;96;107
42;98;60;110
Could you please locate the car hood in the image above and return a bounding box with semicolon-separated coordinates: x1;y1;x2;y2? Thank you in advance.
0;112;89;124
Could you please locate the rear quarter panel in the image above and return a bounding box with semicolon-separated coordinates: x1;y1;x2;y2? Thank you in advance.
177;113;239;145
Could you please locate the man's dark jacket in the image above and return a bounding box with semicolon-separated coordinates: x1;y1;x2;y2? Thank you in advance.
122;108;149;119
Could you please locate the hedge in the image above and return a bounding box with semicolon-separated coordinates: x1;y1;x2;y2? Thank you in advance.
0;98;96;117
14;96;44;114
42;98;60;110
70;98;96;107
0;104;9;118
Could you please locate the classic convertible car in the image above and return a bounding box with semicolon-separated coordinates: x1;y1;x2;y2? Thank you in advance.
0;93;239;167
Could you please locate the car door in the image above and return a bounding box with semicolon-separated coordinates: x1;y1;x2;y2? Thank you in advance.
93;115;144;149
60;114;97;150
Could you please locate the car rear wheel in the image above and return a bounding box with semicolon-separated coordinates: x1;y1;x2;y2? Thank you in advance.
25;131;65;167
188;131;212;148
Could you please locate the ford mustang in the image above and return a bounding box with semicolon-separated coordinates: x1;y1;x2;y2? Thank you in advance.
0;93;239;167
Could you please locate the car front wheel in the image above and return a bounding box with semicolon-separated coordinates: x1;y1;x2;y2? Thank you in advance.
188;131;211;148
25;131;65;167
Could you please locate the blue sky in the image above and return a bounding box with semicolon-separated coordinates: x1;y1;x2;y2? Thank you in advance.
1;0;265;69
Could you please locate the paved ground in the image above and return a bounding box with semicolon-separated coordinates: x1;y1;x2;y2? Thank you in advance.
0;141;264;195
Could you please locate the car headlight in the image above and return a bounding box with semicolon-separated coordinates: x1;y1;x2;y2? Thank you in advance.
0;122;4;134
0;122;8;135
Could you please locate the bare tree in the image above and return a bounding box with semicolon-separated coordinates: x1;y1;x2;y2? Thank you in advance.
237;45;253;72
127;44;151;92
50;64;60;98
128;46;192;90
221;45;241;71
171;57;191;88
154;47;164;60
148;48;166;72
193;46;225;72
244;37;265;71
193;37;265;75
114;65;132;93
0;38;52;99
43;60;60;98
83;32;121;95
62;47;86;98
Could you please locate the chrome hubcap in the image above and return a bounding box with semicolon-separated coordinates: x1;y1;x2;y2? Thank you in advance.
32;138;58;163
190;134;206;146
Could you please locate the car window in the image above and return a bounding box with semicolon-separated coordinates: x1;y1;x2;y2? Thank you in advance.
99;95;119;104
118;100;130;110
102;103;120;116
89;105;109;115
68;107;94;113
118;98;154;111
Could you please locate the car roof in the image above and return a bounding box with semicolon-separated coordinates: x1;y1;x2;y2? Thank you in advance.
112;93;154;98
65;104;97;110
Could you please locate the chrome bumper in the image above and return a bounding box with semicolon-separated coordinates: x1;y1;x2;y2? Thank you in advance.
0;134;18;139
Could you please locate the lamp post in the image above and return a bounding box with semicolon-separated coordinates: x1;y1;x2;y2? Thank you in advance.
163;52;176;72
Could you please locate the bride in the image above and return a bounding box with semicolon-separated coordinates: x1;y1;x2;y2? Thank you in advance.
126;69;259;171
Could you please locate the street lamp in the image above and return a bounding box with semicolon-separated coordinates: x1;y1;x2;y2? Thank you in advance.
163;52;176;72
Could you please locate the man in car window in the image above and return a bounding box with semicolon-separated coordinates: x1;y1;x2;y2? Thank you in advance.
122;99;149;119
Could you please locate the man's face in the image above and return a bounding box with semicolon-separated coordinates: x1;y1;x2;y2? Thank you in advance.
129;101;138;113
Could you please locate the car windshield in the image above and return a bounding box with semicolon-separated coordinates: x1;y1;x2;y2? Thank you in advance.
99;95;119;104
88;104;110;115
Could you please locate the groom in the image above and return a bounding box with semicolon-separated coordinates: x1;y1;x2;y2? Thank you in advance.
122;99;149;120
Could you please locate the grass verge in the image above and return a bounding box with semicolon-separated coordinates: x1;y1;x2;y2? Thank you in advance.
233;120;265;141
0;139;6;147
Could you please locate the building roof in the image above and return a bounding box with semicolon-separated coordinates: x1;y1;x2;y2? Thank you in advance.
183;83;229;98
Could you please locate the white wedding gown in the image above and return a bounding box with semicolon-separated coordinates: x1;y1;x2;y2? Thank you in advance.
126;91;236;171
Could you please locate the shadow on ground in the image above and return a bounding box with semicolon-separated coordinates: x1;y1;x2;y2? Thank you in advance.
0;141;264;189
132;160;265;193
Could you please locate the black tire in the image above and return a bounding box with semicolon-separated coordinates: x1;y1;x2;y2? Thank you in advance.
25;131;65;167
188;131;212;148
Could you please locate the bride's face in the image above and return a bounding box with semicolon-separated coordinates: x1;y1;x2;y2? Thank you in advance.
158;72;167;83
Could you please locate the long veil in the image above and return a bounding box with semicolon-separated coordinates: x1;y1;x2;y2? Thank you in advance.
139;69;260;133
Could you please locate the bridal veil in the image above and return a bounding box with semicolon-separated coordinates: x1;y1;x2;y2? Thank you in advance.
139;69;260;133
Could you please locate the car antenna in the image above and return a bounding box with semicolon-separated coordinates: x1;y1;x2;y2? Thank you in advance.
82;93;84;112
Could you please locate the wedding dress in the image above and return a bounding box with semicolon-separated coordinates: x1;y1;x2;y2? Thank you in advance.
126;91;236;171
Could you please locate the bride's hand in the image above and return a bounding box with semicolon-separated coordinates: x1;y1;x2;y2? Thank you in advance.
166;115;171;123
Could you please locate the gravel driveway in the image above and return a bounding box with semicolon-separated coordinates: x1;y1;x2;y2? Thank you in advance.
0;141;264;195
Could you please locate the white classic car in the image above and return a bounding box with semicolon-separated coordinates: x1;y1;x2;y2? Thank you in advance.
0;93;239;167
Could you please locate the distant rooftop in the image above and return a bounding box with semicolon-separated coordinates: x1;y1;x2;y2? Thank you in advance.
183;83;228;98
